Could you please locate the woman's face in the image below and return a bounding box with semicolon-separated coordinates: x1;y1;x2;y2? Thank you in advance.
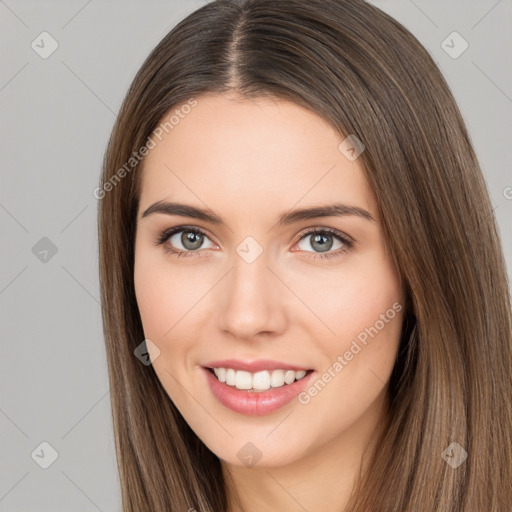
134;93;404;467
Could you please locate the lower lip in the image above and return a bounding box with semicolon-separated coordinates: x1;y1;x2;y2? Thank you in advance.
202;367;315;416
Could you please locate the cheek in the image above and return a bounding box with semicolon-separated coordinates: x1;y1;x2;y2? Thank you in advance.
134;255;170;339
304;259;402;346
295;275;403;447
133;247;207;339
307;250;404;391
133;249;202;406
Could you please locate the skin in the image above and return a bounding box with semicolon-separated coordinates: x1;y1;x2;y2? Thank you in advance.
134;92;405;512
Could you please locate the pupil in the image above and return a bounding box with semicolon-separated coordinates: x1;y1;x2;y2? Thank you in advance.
182;231;203;250
312;234;332;253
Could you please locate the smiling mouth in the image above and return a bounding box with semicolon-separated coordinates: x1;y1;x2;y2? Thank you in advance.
205;367;314;392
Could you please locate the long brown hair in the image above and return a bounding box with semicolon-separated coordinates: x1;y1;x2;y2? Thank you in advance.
97;0;512;510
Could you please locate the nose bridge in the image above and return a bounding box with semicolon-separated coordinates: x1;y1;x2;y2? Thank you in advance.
217;247;285;339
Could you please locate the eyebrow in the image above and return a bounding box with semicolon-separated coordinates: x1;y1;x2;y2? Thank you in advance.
140;200;374;226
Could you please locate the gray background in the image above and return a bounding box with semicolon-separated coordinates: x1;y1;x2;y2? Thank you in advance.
1;1;510;510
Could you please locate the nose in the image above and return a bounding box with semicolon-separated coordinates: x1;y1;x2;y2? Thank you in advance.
216;250;288;341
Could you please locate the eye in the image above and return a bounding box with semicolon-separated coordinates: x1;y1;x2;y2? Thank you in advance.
293;227;353;260
155;226;216;257
155;225;353;260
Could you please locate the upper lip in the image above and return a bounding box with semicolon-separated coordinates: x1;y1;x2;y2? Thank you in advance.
203;359;311;373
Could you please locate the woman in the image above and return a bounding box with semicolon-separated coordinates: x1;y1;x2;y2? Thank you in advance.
97;0;512;510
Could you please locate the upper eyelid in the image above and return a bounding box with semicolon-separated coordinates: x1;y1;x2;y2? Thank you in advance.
161;225;215;243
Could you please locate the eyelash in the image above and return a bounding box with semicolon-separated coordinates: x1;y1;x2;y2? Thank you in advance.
155;225;354;260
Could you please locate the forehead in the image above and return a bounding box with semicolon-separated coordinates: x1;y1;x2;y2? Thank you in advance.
138;93;375;223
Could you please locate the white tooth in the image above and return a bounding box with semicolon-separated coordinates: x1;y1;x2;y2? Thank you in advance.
235;370;253;390
270;370;286;388
284;370;296;385
226;368;236;386
252;371;271;390
217;367;227;383
214;367;308;389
